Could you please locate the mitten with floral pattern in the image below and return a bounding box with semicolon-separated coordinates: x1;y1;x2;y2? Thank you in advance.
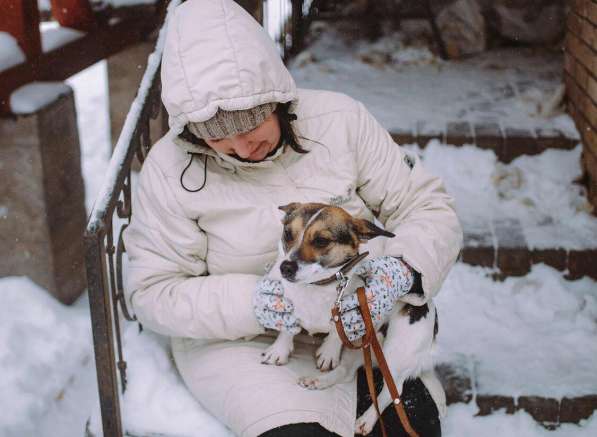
253;277;301;334
337;256;415;341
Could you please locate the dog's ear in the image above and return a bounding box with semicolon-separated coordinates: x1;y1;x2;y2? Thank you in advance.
352;218;395;242
278;202;301;217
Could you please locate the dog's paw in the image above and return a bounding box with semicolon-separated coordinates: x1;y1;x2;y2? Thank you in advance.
261;343;291;366
355;409;378;435
297;374;333;390
315;340;342;371
297;375;321;390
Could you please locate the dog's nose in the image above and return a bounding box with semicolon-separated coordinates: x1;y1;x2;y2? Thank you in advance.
280;260;298;281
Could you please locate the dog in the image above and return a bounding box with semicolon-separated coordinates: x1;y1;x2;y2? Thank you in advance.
262;202;446;435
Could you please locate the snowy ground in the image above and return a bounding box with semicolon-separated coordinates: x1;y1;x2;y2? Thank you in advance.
4;264;597;437
0;61;110;437
435;264;597;398
0;277;97;437
289;19;596;249
403;142;597;249
2;19;597;437
289;20;578;138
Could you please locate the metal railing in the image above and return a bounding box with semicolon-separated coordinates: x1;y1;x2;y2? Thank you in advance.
83;71;164;437
83;1;174;434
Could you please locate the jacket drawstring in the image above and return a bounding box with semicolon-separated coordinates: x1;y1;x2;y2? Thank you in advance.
180;152;208;193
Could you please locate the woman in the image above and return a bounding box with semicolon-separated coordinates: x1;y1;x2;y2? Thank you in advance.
123;0;463;436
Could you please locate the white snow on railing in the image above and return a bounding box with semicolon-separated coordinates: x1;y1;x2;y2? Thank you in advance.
0;32;26;73
41;22;85;53
88;0;182;225
10;82;71;114
37;0;51;10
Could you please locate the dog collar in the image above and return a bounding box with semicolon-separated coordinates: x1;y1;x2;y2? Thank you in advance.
309;251;370;286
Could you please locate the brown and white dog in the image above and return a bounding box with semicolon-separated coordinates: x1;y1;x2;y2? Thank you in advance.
263;202;446;435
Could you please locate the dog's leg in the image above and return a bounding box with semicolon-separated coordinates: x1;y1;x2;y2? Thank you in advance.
261;331;295;365
298;346;363;390
315;323;344;371
356;304;437;435
420;369;447;417
355;380;398;436
298;330;385;390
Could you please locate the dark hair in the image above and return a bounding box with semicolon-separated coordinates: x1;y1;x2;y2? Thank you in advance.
275;101;309;154
177;101;309;192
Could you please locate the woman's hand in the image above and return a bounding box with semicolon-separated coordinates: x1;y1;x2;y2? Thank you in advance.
337;256;415;342
253;277;301;334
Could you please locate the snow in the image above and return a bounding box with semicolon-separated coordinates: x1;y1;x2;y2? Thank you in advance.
9;82;71;114
0;58;110;437
111;327;233;437
66;61;111;213
289;21;579;139
0;277;94;436
403;141;597;249
41;22;85;53
0;32;26;72
2;6;596;436
7;263;595;436
435;264;597;398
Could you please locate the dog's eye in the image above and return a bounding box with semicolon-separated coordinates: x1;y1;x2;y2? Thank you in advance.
312;236;330;248
337;231;352;245
283;228;293;242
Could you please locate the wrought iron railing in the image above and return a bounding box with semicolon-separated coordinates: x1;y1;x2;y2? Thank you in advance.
84;1;176;434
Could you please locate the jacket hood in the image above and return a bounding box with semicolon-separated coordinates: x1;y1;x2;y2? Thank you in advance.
161;0;298;133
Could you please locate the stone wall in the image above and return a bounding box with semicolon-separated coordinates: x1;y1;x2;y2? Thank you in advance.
565;0;597;212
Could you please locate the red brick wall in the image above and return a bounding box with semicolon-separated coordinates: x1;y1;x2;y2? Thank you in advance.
565;0;597;212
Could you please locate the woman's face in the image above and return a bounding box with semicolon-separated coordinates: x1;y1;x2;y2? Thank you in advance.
204;112;281;162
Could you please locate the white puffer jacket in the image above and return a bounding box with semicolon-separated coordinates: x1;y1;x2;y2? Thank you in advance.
123;0;462;435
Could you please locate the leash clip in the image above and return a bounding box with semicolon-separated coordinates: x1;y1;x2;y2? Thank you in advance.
334;272;349;307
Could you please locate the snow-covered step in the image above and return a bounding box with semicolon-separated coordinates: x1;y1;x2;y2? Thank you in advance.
391;125;578;163
434;263;597;428
82;263;597;435
404;142;597;279
290;23;580;149
460;217;597;280
438;361;597;427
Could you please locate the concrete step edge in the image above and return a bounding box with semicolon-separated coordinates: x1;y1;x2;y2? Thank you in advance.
391;127;579;163
437;362;597;428
460;218;597;280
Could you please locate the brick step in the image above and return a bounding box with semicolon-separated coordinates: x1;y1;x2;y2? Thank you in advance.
391;122;578;163
459;218;597;280
437;362;597;428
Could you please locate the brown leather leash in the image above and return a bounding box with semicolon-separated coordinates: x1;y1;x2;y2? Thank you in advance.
332;287;420;437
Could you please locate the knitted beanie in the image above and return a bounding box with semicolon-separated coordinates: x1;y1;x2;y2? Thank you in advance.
187;102;277;139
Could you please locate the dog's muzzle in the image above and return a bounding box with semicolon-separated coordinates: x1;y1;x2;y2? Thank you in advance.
280;260;298;281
